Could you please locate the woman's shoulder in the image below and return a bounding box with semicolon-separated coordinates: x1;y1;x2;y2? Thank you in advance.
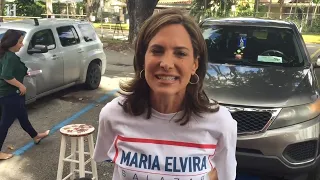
99;95;126;119
101;95;125;112
1;51;18;62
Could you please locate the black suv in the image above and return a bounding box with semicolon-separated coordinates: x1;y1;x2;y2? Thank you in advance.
200;18;320;180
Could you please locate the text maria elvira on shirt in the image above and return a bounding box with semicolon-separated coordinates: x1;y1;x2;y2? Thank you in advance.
109;135;217;180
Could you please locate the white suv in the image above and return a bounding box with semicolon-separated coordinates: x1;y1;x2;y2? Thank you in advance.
0;18;107;104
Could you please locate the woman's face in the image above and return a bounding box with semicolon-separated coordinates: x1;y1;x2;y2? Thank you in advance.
144;24;199;97
10;36;24;52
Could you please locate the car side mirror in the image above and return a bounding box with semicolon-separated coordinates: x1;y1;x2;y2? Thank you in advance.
27;45;48;54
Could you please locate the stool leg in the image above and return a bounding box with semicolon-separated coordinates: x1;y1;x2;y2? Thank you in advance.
78;137;85;178
88;134;98;180
70;137;77;180
56;136;67;180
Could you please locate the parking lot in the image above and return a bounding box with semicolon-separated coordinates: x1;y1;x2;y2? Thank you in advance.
0;70;133;180
0;45;320;180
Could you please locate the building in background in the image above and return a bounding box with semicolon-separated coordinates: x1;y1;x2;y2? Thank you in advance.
155;0;192;13
101;0;126;23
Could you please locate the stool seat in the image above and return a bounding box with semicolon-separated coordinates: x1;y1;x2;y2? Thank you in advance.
57;124;98;180
60;124;95;137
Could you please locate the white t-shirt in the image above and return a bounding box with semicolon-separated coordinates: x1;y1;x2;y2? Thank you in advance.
93;96;237;180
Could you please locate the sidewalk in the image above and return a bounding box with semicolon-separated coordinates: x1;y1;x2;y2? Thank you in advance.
95;27;134;73
104;49;134;73
96;28;129;40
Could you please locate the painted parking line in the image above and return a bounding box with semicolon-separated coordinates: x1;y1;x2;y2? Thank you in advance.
13;89;119;156
311;48;320;59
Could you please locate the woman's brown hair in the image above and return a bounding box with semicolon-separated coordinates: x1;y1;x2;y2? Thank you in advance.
0;29;24;58
119;8;219;125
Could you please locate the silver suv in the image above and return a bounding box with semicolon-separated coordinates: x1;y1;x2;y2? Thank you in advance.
200;18;320;180
0;18;107;104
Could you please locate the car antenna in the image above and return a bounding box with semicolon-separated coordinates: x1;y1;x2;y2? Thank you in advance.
33;18;39;26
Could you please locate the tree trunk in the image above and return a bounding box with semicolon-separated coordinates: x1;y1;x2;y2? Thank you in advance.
0;0;5;21
279;5;283;19
86;0;93;20
267;0;272;17
311;4;318;26
254;0;260;17
46;0;53;17
279;0;284;19
92;0;101;17
305;1;311;25
289;4;293;18
127;0;159;44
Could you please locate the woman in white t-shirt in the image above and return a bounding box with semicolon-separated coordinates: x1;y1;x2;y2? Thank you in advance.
93;8;237;180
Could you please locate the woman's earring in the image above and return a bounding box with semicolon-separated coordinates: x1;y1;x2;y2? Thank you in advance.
189;73;199;84
140;69;145;79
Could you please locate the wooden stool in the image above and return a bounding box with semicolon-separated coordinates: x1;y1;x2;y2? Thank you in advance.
56;124;98;180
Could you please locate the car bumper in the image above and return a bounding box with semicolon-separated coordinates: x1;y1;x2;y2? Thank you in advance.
237;116;320;176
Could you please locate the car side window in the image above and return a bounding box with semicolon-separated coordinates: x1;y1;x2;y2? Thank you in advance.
78;24;97;42
56;25;80;47
29;29;56;50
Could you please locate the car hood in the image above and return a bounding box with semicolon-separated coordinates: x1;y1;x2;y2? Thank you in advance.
204;63;318;107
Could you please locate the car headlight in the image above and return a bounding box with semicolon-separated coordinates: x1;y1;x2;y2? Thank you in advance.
269;99;320;129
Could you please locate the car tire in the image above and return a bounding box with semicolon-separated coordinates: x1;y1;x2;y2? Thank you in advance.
85;63;101;90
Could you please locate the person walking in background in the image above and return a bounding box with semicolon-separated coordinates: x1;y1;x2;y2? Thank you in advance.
0;29;50;160
93;9;237;180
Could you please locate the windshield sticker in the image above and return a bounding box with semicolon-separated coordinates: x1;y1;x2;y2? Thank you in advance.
258;55;283;63
238;34;247;48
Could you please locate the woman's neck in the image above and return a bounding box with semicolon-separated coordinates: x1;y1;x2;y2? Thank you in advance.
150;91;185;114
8;48;15;53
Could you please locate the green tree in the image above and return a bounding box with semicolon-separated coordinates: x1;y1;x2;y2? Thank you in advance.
190;0;213;21
0;0;5;18
14;0;45;17
190;0;231;21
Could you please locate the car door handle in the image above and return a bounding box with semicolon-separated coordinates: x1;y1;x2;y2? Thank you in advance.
52;55;58;60
78;49;84;53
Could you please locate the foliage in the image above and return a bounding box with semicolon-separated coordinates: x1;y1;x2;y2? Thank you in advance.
189;0;206;18
190;0;234;20
13;0;45;17
76;2;85;14
53;2;63;14
305;17;320;33
236;1;254;16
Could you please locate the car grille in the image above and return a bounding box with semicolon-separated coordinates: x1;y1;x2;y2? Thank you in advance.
283;140;317;163
224;106;280;135
231;111;272;134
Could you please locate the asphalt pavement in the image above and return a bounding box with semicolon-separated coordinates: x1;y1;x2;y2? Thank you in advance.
0;44;320;180
306;44;320;61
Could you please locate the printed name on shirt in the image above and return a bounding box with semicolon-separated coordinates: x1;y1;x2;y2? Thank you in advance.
110;136;216;179
121;170;207;180
120;150;208;172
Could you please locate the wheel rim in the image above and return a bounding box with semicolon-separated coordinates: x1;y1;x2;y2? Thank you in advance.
89;67;100;86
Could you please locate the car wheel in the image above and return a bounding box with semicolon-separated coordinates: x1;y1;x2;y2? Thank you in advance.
85;63;101;90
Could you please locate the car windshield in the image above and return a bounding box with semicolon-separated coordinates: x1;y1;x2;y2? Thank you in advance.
0;28;26;40
201;24;304;67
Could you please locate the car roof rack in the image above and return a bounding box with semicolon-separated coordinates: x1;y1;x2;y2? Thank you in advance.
33;18;39;26
0;16;41;26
